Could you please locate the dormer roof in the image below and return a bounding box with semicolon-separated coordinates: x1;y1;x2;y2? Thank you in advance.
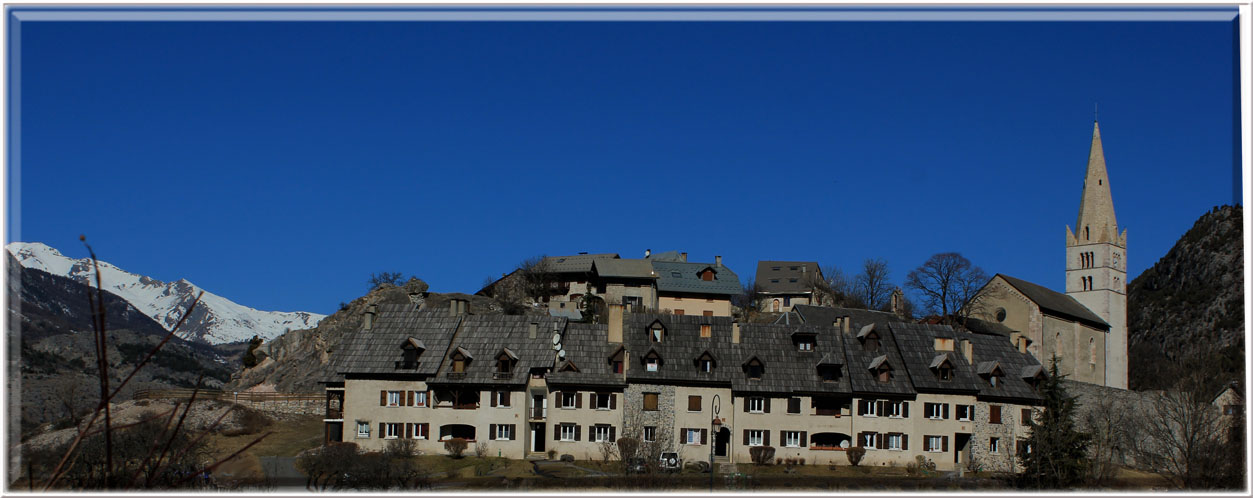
929;353;952;370
868;355;890;370
976;360;1002;376
403;337;426;351
857;324;877;339
498;347;518;361
451;346;473;360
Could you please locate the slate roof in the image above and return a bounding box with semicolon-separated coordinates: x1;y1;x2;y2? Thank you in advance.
963;316;1017;337
755;261;822;294
967;331;1044;403
789;305;910;328
545;323;627;388
620;313;739;385
648;250;685;262
995;274;1109;329
427;314;565;387
593;258;657;279
838;315;916;397
327;305;461;378
731;323;853;395
548;308;584;320
652;261;742;295
543;253;619;273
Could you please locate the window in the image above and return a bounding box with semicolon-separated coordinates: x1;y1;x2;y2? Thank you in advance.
864;332;880;352
384;423;401;439
924;403;944;420
409;423;428;440
688;395;702;412
748;397;765;413
684;428;702;445
643;426;657;442
886;433;903;451
675;310;685;315
784;431;801;447
413;391;428;407
859;399;879;417
876;365;892;383
496;424;513;441
770;279;780;283
797;339;813;352
643;393;659;411
956;404;974;421
748;430;764;447
357;421;371;438
561;392;577;409
700;324;711;338
595;393;612;410
1021;408;1032;426
787;397;801;414
885;400;903;418
453;359;465;373
701;270;715;282
861;432;877;449
989;437;1000;453
990;405;1002;424
746;359;764;379
819;365;841;382
772;266;781;271
494;391;510;407
612;360;623;374
700;359;713;372
594;426;612;443
387;391;401;407
925;435;943;452
560;424;576;442
650;324;665;343
646;357;659;372
497;355;513;373
938;364;952;381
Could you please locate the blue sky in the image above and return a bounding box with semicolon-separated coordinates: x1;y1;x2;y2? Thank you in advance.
8;14;1240;315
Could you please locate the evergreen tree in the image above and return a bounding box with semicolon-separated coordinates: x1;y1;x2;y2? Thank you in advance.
1018;355;1092;488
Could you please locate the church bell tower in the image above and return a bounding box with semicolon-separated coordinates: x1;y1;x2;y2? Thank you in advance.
1065;120;1128;389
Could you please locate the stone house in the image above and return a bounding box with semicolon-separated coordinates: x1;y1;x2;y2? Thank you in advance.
755;261;824;312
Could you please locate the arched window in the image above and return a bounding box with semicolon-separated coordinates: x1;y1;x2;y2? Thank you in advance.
1084;226;1089;240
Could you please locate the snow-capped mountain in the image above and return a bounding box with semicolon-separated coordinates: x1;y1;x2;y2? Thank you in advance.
7;241;325;345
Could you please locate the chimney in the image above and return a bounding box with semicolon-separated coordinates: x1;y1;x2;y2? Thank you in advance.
608;304;624;343
681;252;688;262
961;339;974;364
645;249;651;258
732;321;741;344
450;298;467;316
715;255;722;267
842;316;851;334
363;304;377;330
529;322;538;339
889;288;905;317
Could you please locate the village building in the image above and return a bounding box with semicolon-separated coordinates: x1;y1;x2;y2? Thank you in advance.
755;261;824;312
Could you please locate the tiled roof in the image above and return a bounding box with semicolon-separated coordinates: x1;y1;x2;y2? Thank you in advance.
543;253;620;273
593;258;657;279
731;322;853;395
755;261;822;294
429;314;565;386
968;331;1044;403
327;305;460;378
789;305;910;328
652;261;742;295
839;315;915;397
887;323;983;394
621;314;739;385
995;274;1109;329
545;323;626;388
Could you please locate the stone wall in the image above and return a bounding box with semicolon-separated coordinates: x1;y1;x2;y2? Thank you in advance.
231;397;324;420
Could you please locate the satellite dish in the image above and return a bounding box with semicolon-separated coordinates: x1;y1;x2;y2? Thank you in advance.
552;342;562;351
552;333;562;345
557;349;567;360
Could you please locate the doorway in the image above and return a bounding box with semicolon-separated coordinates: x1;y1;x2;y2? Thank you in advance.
955;433;972;465
715;427;730;457
531;423;546;453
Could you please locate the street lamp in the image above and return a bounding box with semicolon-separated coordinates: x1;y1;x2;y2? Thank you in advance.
710;394;721;492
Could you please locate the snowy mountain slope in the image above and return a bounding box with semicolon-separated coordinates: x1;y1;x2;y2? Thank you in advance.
7;241;324;345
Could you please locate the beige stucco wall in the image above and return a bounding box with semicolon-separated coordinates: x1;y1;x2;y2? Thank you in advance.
658;295;732;317
546;388;626;460
671;386;733;464
759;294;815;313
603;283;657;311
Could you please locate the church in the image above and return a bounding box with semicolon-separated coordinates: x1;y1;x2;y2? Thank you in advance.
971;120;1128;389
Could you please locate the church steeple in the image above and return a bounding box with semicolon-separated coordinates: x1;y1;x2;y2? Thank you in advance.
1068;120;1126;248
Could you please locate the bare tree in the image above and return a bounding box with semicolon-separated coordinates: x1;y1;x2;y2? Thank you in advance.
1128;375;1230;489
821;264;866;309
904;253;988;325
518;256;558;304
1079;395;1132;485
731;279;764;319
367;272;407;291
855;259;893;311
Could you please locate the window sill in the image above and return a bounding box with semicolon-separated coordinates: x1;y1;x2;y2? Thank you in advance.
384;436;399;440
560;439;575;442
356;435;370;439
749;411;764;414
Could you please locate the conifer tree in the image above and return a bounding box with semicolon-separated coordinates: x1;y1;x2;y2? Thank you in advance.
1018;355;1092;488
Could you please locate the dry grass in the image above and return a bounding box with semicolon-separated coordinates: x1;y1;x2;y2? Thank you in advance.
207;413;323;459
413;455;534;478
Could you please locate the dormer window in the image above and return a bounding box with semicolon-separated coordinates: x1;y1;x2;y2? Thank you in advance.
1021;365;1047;391
496;348;518;374
792;331;816;352
977;361;1005;388
699;268;716;281
696;352;716;373
818;365;841;382
399;337;425;369
609;346;625;374
449;347;472;374
939;365;953;381
648;320;666;343
453;359;466;373
857;324;880;352
929;353;954;382
643;350;662;372
745;357;764;380
869;355;893;383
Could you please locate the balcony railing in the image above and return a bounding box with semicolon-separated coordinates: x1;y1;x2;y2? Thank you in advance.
530;406;545;419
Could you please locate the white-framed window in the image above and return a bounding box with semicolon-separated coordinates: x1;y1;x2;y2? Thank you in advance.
410;423;428;440
956;404;973;421
414;391;427;407
384;423;401;439
797;340;812;352
747;430;764;447
784;431;801;448
643;426;657;442
561;392;577;409
560;424;576;441
356;421;371;438
861;432;877;449
496;425;513;441
748;397;765;413
925;403;944;419
700;359;713;372
594;426;612;443
989;437;1000;453
595;393;612;410
886;401;903;418
646;358;659;372
861;399;879;417
886;433;902;451
926;436;943;452
387;391;402;407
495;391;510;407
683;428;701;445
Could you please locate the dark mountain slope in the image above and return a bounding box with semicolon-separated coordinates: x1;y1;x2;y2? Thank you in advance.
1127;205;1244;391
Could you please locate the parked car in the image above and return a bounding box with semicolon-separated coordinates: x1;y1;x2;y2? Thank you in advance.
659;452;682;473
625;457;648;474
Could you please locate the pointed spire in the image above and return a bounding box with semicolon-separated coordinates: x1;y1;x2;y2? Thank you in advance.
1072;120;1121;247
